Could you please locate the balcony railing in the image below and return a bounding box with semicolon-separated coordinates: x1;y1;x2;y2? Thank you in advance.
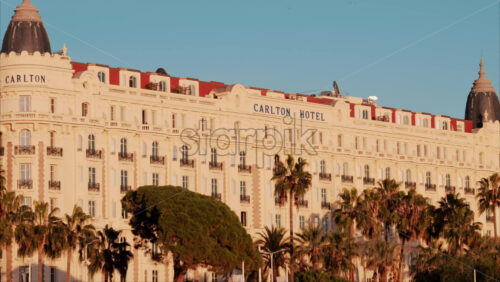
405;182;416;189
363;177;375;185
486;216;494;222
238;164;252;173
18;179;33;189
15;145;35;155
150;155;165;165
240;195;251;203
86;149;102;159
88;182;100;192
321;201;332;210
464;187;475;195
211;193;221;201
275;195;287;206
180;159;194;168
319;172;332;181
341;175;354;183
209;161;223;170
118;152;134;162
425;183;436;191
120;185;131;193
445;186;456;193
48;180;61;190
0;147;4;156
295;199;308;208
47;146;63;157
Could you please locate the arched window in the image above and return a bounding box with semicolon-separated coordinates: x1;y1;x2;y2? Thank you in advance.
82;103;88;117
88;135;95;151
159;81;167;92
20;129;31;146
320;160;326;174
364;165;370;178
385;167;391;179
406;169;411;183
97;72;106;83
210;148;217;164
152;141;159;158
465;176;470;189
181;145;188;161
129;76;137;88
342;163;349;176
120;138;127;155
425;172;431;186
239;151;246;167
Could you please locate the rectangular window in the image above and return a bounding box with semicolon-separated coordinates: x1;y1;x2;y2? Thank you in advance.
182;176;188;189
50;165;56;181
152;173;159;186
172;114;176;128
240;181;246;196
50;267;56;282
88;201;95;217
110;106;115;121
19;96;31;112
275;214;281;228
20;164;31;180
50;98;55;113
211;178;217;195
152;270;158;282
120;170;128;187
321;188;327;203
299;216;305;229
121;207;128;219
240;212;247;227
88;167;96;184
21;196;32;208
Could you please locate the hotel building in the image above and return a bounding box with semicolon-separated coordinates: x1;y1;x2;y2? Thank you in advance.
1;1;499;281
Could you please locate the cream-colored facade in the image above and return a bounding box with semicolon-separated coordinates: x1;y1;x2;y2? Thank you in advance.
1;4;500;282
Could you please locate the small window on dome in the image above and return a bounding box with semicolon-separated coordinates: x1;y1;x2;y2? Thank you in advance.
129;76;137;88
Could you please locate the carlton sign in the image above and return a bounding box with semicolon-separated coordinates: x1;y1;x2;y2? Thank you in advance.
253;103;326;121
3;73;46;84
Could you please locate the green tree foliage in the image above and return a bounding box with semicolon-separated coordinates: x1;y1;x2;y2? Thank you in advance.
255;226;290;282
294;269;349;282
296;225;326;270
122;185;261;282
476;173;499;239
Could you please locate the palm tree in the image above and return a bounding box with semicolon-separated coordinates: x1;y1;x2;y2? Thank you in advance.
323;231;358;280
364;239;400;282
333;188;362;236
376;179;402;243
63;205;95;282
87;225;133;282
272;154;312;281
476;173;500;238
434;193;482;255
295;225;325;270
358;188;382;241
394;189;429;282
15;201;65;282
256;226;290;282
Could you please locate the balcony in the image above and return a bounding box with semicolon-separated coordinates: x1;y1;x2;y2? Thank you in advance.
425;183;436;191
486;216;494;223
47;147;63;157
211;193;221;201
464;187;475;195
48;180;61;191
118;152;134;162
150;155;165;165
209;161;223;170
238;164;252;173
0;147;4;156
319;172;332;181
275;195;287;206
363;177;375;185
341;175;354;183
404;182;416;189
86;149;102;159
445;186;456;193
240;195;251;203
17;179;33;189
15;145;35;155
321;202;332;210
295;199;308;208
180;158;195;168
120;185;131;194
88;182;100;192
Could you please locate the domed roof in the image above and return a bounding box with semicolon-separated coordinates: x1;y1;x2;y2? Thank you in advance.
465;57;500;128
1;0;51;54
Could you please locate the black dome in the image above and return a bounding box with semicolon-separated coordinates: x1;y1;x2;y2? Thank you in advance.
465;58;500;128
1;0;51;54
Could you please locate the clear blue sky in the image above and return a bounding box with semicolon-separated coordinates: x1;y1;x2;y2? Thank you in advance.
1;0;498;118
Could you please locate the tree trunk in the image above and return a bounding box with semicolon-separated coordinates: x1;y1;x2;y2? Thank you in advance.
289;190;294;282
397;238;406;282
66;248;72;282
6;244;13;282
380;266;387;282
272;260;278;282
493;206;497;239
38;241;44;282
174;268;187;282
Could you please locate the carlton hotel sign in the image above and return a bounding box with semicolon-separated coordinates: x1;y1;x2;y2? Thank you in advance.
3;73;47;84
253;103;326;121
